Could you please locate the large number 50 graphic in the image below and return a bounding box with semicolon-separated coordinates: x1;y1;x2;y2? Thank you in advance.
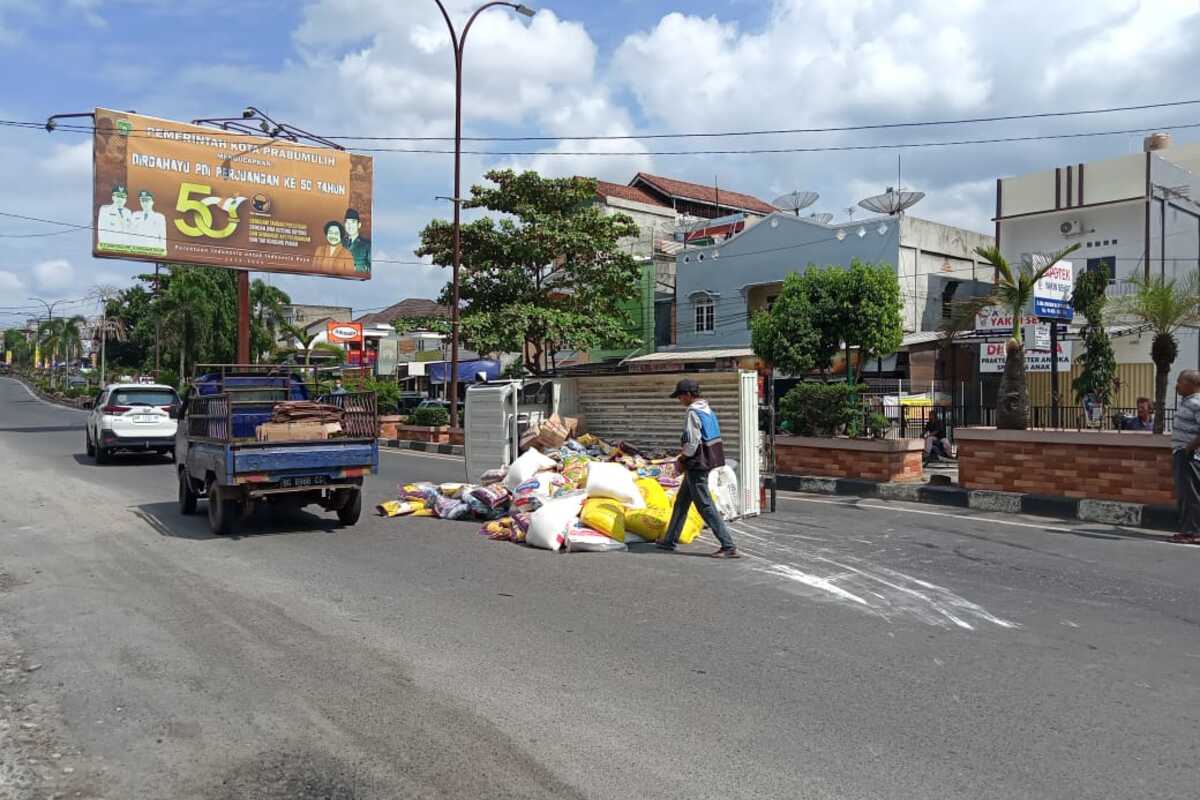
174;182;247;239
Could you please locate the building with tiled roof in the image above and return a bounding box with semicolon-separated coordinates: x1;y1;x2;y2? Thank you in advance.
355;298;449;327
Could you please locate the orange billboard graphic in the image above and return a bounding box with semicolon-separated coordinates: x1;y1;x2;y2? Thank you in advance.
327;321;363;344
92;108;373;280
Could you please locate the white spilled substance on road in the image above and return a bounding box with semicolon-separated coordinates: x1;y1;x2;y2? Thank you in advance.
734;521;1020;631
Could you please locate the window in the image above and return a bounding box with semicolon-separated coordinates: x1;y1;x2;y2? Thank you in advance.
1087;256;1116;284
694;299;715;334
941;281;960;320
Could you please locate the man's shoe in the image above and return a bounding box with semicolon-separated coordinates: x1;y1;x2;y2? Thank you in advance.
711;548;741;559
655;541;676;551
1169;533;1199;544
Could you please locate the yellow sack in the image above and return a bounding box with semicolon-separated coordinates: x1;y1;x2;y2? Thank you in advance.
625;504;704;544
376;500;427;518
636;478;670;511
581;498;626;542
411;509;437;517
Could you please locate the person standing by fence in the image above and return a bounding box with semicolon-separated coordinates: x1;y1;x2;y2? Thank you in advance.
1170;371;1200;544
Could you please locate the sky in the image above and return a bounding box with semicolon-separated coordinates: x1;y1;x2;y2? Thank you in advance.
2;0;1200;325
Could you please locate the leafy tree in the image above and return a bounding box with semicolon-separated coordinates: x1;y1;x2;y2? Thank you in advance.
393;316;451;336
1071;264;1117;407
750;272;823;375
414;169;641;374
1112;273;1200;434
751;260;902;383
946;244;1080;430
3;328;31;366
250;280;291;363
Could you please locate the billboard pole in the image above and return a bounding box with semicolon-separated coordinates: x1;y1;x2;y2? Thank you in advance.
237;271;251;363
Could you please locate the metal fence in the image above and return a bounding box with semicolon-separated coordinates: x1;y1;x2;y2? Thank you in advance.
860;403;1173;440
187;393;232;441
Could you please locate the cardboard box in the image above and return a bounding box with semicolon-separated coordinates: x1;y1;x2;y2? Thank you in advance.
561;416;585;436
256;421;342;442
534;414;569;449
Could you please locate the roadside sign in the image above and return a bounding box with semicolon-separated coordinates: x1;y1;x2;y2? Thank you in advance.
1031;324;1051;352
326;321;363;344
979;340;1071;373
1033;257;1074;320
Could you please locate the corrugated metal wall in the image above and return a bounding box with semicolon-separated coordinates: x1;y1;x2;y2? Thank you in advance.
574;372;742;461
1026;363;1156;407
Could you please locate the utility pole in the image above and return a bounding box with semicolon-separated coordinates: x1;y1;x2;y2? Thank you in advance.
28;297;63;387
432;0;536;430
154;262;161;376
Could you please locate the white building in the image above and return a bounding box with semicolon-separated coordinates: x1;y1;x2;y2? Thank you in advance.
995;132;1200;407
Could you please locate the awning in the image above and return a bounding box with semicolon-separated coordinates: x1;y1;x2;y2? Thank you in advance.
426;358;502;384
623;347;754;364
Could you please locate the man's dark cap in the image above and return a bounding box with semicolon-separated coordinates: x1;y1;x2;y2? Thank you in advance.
344;208;360;221
670;378;700;398
111;183;127;193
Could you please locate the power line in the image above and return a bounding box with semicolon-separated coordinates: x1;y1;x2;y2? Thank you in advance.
7;118;1200;156
8;98;1200;143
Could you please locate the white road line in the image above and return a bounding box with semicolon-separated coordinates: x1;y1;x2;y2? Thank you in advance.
1;377;88;414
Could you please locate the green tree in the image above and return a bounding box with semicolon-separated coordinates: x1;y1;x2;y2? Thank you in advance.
414;169;641;374
1111;273;1200;434
1071;264;1117;407
946;244;1080;429
393;316;451;336
250;279;291;363
750;272;823;375
4;328;31;366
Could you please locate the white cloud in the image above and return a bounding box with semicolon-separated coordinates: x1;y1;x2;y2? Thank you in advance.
33;259;76;292
39;140;92;178
0;269;24;294
67;0;106;29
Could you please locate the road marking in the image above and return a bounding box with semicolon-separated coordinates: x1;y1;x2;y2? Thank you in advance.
756;563;871;606
1;377;89;414
380;448;464;463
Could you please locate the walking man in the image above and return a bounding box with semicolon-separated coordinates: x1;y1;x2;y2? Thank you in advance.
1171;370;1200;544
658;379;739;558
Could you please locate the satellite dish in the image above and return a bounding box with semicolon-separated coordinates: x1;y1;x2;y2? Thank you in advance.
807;212;834;225
771;190;819;215
858;186;925;216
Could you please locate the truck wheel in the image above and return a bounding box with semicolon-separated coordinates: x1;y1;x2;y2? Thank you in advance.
178;470;198;515
336;489;362;526
85;431;95;457
207;479;238;536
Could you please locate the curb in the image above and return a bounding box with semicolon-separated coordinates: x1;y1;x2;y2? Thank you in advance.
380;438;464;457
4;376;90;413
776;473;1176;533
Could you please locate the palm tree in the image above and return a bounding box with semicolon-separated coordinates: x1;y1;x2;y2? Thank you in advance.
250;280;291;363
37;319;62;384
946;243;1080;429
1111;273;1200;434
58;314;86;366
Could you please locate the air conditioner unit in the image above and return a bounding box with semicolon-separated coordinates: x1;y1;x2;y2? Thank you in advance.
1060;219;1084;237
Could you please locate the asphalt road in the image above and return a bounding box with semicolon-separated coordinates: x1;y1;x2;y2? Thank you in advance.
1;376;1197;799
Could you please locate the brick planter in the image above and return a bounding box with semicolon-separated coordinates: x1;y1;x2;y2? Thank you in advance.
378;415;406;439
394;425;466;445
775;436;924;482
956;428;1174;505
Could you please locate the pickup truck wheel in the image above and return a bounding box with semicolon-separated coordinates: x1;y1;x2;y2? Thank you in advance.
336;489;362;526
207;480;238;536
178;470;198;515
85;430;95;457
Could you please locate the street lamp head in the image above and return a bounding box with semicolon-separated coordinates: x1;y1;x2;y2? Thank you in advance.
514;3;535;16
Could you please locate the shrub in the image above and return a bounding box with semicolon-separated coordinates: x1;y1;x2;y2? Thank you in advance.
362;377;401;415
779;383;867;437
413;405;449;427
864;411;890;440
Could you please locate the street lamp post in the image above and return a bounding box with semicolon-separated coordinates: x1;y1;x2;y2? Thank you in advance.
432;0;535;430
28;297;64;386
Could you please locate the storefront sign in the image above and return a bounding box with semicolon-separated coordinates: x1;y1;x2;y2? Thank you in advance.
326;322;363;344
92;108;373;280
979;340;1072;373
975;307;1041;333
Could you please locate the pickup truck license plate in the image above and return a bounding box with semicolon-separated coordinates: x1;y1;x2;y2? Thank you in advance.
279;476;325;488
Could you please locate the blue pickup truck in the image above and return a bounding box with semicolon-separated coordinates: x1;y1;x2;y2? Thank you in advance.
174;368;379;535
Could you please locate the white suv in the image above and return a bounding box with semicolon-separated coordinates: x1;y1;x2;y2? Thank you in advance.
86;383;180;464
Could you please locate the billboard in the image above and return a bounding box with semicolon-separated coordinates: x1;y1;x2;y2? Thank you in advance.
326;321;363;344
979;340;1072;373
92;108;373;280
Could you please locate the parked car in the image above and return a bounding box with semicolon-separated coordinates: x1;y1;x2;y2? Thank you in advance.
86;383;180;464
65;374;89;389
